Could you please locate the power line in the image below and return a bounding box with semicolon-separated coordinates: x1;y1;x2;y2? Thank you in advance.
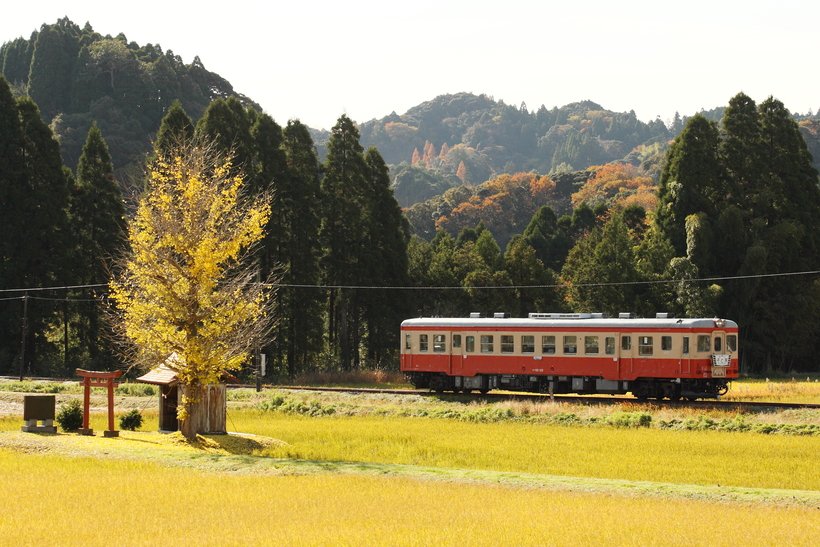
0;283;107;294
1;269;819;299
265;268;820;290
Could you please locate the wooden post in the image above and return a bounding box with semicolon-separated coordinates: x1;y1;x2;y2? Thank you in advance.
80;376;93;435
104;377;117;437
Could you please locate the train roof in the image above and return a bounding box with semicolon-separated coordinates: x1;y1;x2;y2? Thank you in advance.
401;315;738;330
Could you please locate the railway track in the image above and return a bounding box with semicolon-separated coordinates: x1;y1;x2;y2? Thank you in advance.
2;376;816;412
266;385;820;412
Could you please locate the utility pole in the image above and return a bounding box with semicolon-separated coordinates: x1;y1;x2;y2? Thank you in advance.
19;294;28;381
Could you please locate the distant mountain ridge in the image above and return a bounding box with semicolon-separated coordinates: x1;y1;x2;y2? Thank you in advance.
4;19;818;196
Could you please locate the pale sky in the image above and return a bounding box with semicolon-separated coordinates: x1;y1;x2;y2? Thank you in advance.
1;0;817;129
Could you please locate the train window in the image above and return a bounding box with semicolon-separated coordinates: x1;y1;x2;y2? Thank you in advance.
433;334;446;353
453;335;462;349
714;337;722;352
405;334;411;351
727;335;737;352
542;335;556;354
621;336;631;351
682;337;690;354
638;336;653;356
480;335;494;353
419;334;428;352
605;337;615;355
466;336;475;353
501;335;514;353
563;336;577;354
661;336;672;351
584;336;599;354
697;335;710;352
521;335;535;353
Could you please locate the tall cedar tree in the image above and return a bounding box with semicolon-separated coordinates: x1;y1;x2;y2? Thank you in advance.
249;113;288;370
0;77;27;372
281;120;323;375
155;100;194;155
656;115;723;256
27;19;80;120
71;123;125;367
321;115;369;370
195;97;254;173
362;147;410;365
0;80;72;374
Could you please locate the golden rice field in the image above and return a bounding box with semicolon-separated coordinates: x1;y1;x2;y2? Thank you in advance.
0;380;818;546
724;378;820;404
234;412;819;491
0;448;818;547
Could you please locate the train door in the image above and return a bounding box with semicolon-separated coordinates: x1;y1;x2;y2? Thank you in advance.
402;331;412;370
712;330;728;377
619;333;634;376
450;332;464;376
680;335;692;374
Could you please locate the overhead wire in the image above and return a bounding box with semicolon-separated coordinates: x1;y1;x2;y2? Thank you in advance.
0;269;818;300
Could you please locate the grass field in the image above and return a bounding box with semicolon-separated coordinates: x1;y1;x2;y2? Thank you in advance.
0;380;818;545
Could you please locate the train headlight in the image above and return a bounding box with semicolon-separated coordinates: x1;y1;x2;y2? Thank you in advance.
714;318;726;328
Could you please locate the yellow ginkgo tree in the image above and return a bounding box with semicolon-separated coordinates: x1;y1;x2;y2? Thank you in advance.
110;140;275;436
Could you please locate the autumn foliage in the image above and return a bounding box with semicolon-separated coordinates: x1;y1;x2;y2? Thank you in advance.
110;141;275;423
436;172;556;244
571;163;657;211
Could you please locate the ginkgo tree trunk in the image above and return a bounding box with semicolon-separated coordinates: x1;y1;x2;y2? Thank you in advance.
110;139;277;438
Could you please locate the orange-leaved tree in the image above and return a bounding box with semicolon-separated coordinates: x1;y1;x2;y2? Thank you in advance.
572;163;657;211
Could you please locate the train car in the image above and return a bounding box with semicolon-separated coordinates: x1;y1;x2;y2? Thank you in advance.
400;313;739;400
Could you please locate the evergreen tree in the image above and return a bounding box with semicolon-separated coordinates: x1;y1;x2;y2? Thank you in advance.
195;97;253;172
561;213;639;314
155;100;194;154
360;148;410;365
0;78;30;372
19;97;73;374
27;19;81;120
522;205;570;271
320;115;370;370
280;120;323;375
503;235;556;316
720;93;766;219
70;123;125;367
656;114;722;255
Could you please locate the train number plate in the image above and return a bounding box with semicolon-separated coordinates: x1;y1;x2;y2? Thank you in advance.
712;367;727;378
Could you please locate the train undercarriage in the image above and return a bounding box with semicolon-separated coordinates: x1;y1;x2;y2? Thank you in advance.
406;372;730;401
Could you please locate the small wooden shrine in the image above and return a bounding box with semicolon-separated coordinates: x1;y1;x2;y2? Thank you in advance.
136;354;234;436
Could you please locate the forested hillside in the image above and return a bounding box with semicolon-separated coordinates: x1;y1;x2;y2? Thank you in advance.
356;93;671;179
0;18;258;174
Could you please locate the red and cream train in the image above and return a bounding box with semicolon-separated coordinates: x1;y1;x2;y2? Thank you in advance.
400;313;739;400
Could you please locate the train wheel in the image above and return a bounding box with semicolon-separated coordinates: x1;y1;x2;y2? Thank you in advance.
479;389;490;395
632;381;650;401
462;388;473;395
429;375;447;394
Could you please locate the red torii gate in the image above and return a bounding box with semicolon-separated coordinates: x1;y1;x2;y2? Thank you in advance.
76;369;123;437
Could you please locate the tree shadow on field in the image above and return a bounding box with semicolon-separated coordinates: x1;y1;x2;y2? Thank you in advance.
165;431;287;455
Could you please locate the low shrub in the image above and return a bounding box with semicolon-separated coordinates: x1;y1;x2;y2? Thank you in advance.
56;399;84;432
605;411;652;428
119;409;144;431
